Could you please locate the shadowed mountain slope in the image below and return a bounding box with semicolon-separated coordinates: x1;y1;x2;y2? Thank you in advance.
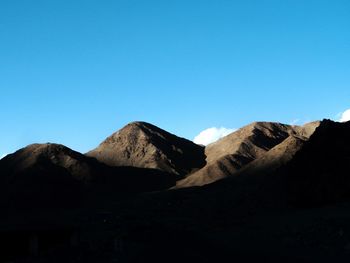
0;143;176;210
286;120;350;206
189;119;350;211
177;121;319;187
0;143;96;209
233;134;306;178
0;143;102;181
87;121;206;176
122;121;349;235
85;120;350;263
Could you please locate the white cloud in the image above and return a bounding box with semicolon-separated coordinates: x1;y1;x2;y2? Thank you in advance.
290;119;301;125
0;154;7;159
339;109;350;122
193;127;236;146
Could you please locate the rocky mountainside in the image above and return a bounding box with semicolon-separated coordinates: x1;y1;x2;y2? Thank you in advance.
81;120;350;263
0;121;322;211
87;121;206;176
176;121;320;187
0;143;95;209
193;119;350;211
0;143;175;210
0;143;103;181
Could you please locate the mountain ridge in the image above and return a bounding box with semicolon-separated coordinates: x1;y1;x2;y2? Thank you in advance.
87;121;206;176
4;119;350;263
176;121;320;188
0;142;177;210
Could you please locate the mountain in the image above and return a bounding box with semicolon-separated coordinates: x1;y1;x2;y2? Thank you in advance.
0;143;103;181
0;143;95;209
176;121;319;187
233;134;306;178
87;121;206;176
231;121;321;178
85;120;350;263
107;120;350;263
184;119;349;213
4;119;350;263
286;119;350;206
0;143;176;210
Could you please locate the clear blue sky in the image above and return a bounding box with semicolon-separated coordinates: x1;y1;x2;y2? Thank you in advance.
1;0;349;155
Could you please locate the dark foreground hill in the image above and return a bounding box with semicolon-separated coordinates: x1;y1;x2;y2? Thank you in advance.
87;121;206;176
0;143;175;210
287;119;350;206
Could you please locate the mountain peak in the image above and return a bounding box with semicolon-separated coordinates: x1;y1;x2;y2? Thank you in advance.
1;143;100;182
87;122;206;176
176;121;320;188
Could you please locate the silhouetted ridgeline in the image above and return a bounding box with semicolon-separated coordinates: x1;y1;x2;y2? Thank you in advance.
287;119;350;206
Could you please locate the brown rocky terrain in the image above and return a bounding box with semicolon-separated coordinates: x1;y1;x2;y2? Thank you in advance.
176;121;319;187
87;121;206;176
232;134;306;178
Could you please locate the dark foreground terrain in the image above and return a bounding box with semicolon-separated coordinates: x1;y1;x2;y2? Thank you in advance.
1;120;350;262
